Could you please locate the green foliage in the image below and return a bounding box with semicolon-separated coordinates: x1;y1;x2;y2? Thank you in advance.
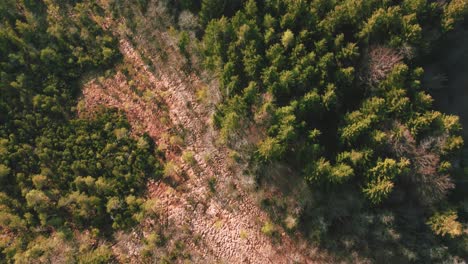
337;149;373;168
200;0;467;261
281;29;294;48
182;150;196;165
261;221;276;237
443;0;468;31
363;178;395;204
427;210;463;238
78;245;114;264
0;1;161;262
208;177;217;193
257;137;284;161
178;31;190;57
330;163;354;184
0;164;11;179
219;111;241;144
163;161;179;178
306;159;355;184
363;158;409;204
367;158;410;182
199;0;226;26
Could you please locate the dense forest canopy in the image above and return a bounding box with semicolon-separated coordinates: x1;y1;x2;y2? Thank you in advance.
198;0;468;262
0;1;161;262
0;0;467;263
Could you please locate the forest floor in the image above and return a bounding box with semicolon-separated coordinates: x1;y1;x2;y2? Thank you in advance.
425;28;468;139
79;6;332;263
424;27;468;169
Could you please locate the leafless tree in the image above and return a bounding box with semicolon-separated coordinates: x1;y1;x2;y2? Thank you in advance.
363;46;403;88
387;123;454;205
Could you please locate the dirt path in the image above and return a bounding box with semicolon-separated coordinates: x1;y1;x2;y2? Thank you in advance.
81;22;327;262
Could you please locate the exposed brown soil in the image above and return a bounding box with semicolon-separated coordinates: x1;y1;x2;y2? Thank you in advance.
80;21;331;262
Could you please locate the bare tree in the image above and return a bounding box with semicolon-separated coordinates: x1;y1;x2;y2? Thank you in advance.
387;123;454;205
363;46;403;88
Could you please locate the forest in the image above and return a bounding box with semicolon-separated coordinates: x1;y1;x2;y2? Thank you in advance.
197;0;468;262
0;1;162;262
0;0;467;263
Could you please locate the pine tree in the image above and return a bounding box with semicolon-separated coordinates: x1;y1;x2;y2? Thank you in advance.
427;210;463;237
199;0;226;27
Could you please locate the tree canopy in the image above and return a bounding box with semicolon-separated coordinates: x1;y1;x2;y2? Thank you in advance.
201;0;468;261
0;1;162;261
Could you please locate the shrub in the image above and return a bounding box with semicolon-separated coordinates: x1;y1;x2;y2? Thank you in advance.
427;210;463;238
182;150;196;165
261;221;276;237
208;177;217;193
169;135;185;147
239;229;248;239
163;161;179;178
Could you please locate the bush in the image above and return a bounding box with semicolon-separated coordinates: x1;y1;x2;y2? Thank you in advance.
208;177;217;193
427;210;463;238
182;150;196;165
164;161;179;178
261;221;276;237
